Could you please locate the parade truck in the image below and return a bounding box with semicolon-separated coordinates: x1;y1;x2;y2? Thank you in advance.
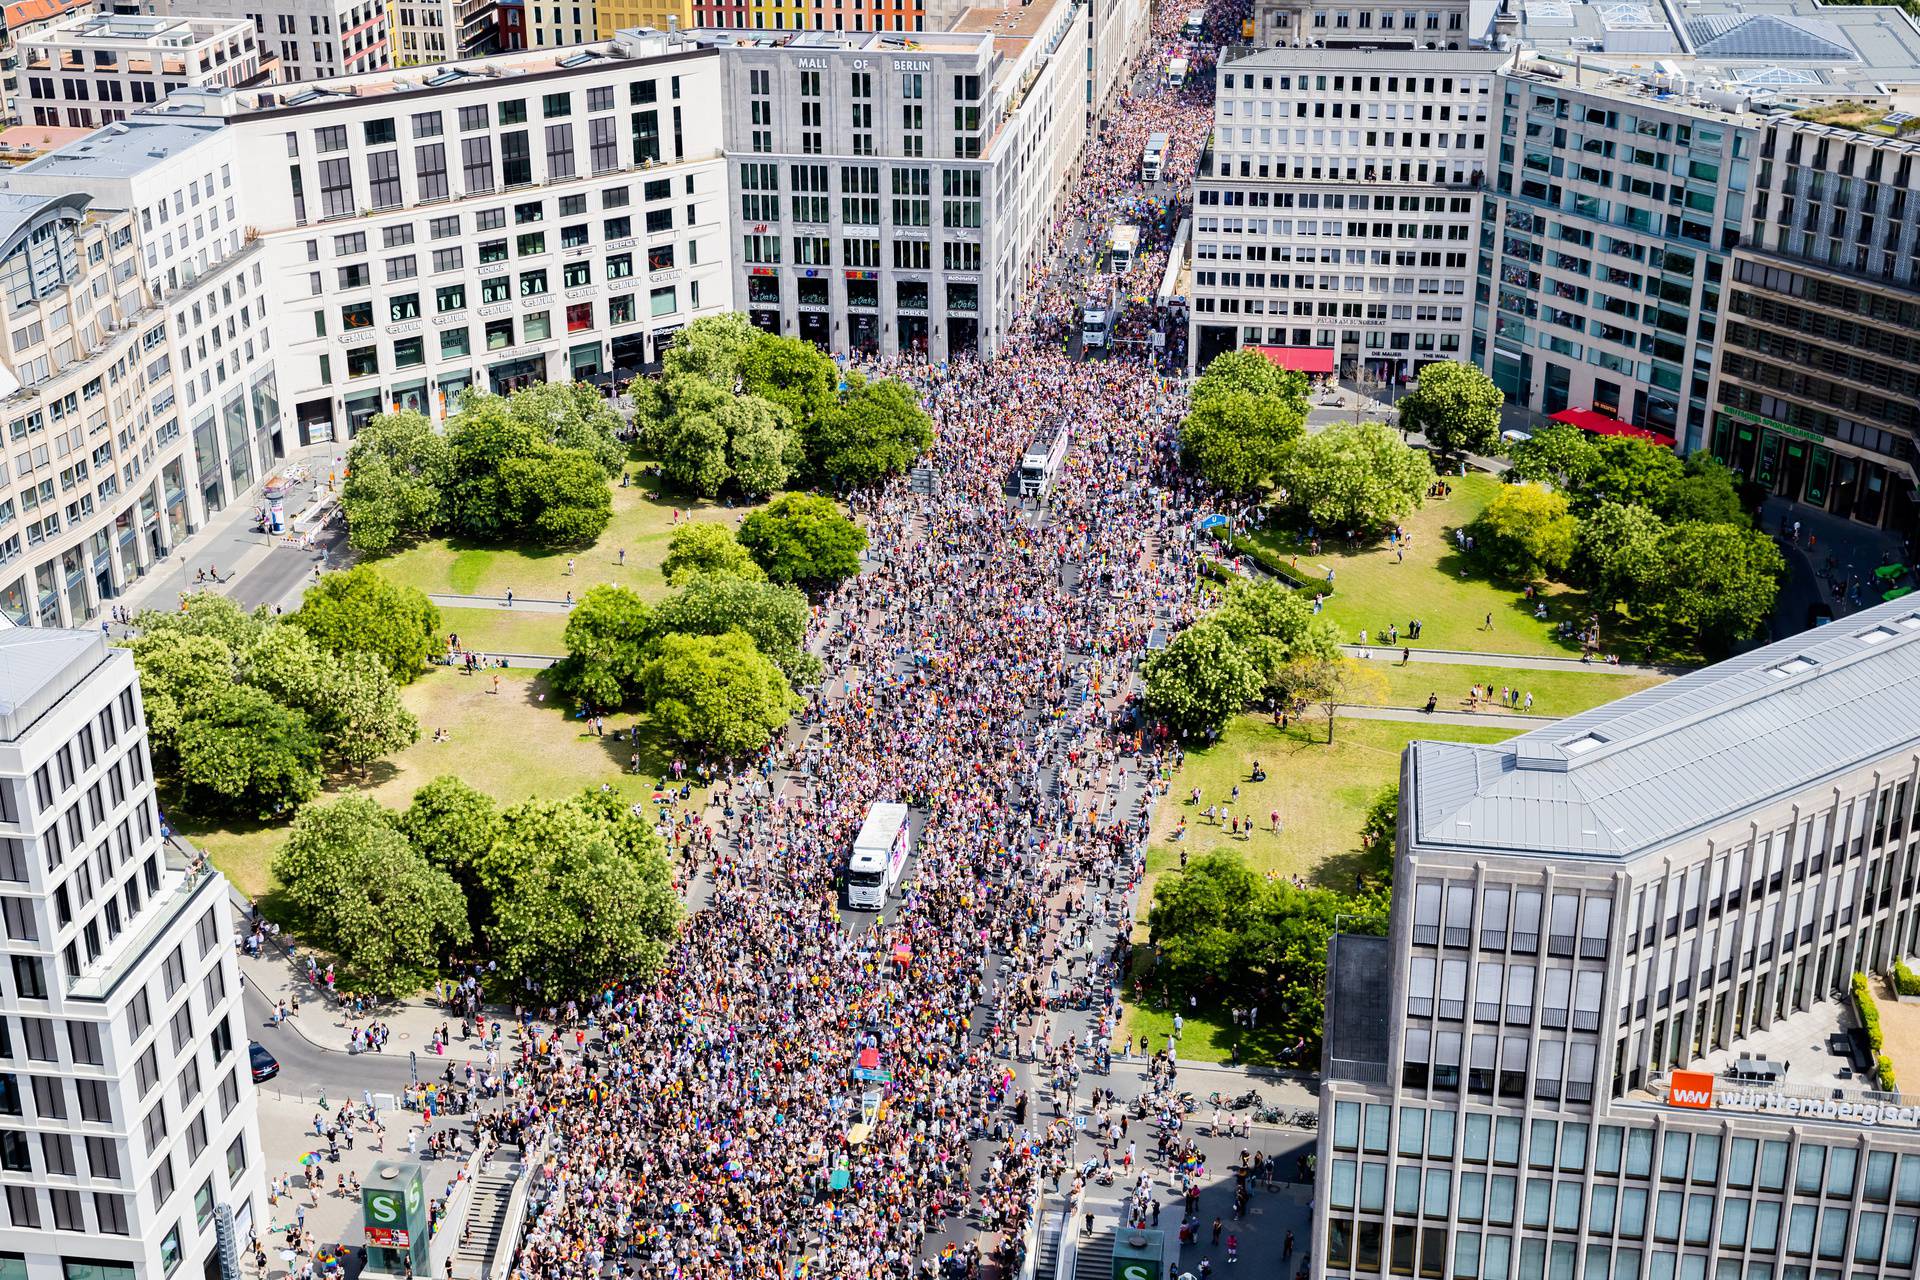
1108;223;1140;275
845;802;912;910
1182;8;1205;37
1081;279;1115;349
1141;131;1169;183
1018;423;1072;499
1166;54;1189;89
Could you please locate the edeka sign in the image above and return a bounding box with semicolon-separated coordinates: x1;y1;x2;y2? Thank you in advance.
1669;1071;1715;1109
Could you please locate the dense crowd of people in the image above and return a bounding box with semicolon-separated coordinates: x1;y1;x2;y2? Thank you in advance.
487;4;1245;1279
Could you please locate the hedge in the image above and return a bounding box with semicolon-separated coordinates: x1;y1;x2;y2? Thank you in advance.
1205;525;1325;593
1854;972;1897;1092
1897;957;1920;998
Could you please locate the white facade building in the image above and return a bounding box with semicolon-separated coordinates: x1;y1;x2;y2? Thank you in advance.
718;4;1090;362
0;626;264;1280
1188;46;1498;375
1318;595;1920;1280
215;31;728;440
122;0;389;83
16;15;260;128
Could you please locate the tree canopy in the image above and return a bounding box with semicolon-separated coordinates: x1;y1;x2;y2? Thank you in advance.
551;584;656;710
340;410;452;555
1142;619;1266;738
737;493;868;586
1652;521;1784;646
288;565;439;682
1178;351;1309;495
1396;360;1503;464
1470;483;1576;581
654;572;821;686
803;373;935;487
1274;420;1435;530
640;630;801;755
129;595;418;819
274;796;470;994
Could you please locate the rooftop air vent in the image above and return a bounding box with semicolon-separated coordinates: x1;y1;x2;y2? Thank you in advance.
1765;655;1817;678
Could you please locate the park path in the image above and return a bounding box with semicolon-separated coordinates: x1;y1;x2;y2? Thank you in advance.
430;592;574;613
1339;643;1679;676
1332;702;1542;730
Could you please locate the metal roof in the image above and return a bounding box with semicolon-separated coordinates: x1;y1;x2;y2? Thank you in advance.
1408;597;1920;862
0;627;110;743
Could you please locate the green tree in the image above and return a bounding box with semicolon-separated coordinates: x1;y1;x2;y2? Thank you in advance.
1211;577;1340;686
1191;348;1298;403
804;374;934;486
1396;361;1504;464
498;447;614;546
1274;420;1435;530
1358;784;1398;885
1506;422;1599;492
640;630;801;755
661;523;766;584
655;572;821;686
1278;654;1388;743
128;630;233;757
718;395;803;498
478;798;683;994
320;652;422;775
1147;850;1264;987
736;333;838;432
660;312;760;388
507;380;625;478
399;775;502;884
288;565;440;682
1471;483;1576;580
445;393;549;539
274;795;471;994
1654;522;1784;646
737;492;868;586
1663;454;1747;526
1179;389;1307;495
341;410;453;555
552;584;656;709
1142;619;1265;738
1588;435;1685;511
1571;501;1667;609
653;408;732;497
172;684;322;819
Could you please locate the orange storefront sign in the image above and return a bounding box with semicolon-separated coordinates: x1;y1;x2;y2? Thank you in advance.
1669;1071;1715;1109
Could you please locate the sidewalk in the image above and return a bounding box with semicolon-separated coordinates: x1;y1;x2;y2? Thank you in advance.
118;441;345;619
1339;642;1680;676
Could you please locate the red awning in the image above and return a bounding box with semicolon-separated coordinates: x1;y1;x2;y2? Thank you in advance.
1550;407;1676;448
1249;345;1337;375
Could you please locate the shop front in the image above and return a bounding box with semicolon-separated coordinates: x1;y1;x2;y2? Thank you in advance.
488;355;547;395
1713;407;1916;531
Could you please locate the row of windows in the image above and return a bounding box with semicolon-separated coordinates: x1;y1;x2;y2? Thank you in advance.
328;289;686;375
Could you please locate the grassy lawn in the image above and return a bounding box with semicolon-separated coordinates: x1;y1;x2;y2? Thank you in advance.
188;667;693;900
1248;470;1689;664
1123;713;1514;1065
1142;714;1513;895
370;465;765;604
1369;659;1665;718
433;606;569;656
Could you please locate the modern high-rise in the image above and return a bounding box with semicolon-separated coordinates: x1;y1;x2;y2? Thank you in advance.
118;0;389;82
717;1;1103;362
1318;594;1920;1280
1189;47;1500;375
1474;60;1750;444
1707;117;1920;532
0;625;264;1280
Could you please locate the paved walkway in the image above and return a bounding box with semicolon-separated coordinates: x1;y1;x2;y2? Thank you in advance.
1339;642;1678;675
1334;702;1544;730
429;592;574;613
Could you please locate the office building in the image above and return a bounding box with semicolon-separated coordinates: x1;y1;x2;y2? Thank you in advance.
1249;0;1475;52
7;112;283;539
1317;594;1920;1280
0;626;264;1280
1189;46;1499;375
718;4;1092;362
1707;117;1920;532
1474;60;1748;442
16;14;261;128
0;0;93;126
203;29;727;440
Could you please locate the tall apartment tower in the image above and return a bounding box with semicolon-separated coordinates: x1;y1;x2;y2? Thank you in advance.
0;626;264;1279
1317;595;1920;1280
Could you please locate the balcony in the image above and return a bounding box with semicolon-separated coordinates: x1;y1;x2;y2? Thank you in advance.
67;841;219;1002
